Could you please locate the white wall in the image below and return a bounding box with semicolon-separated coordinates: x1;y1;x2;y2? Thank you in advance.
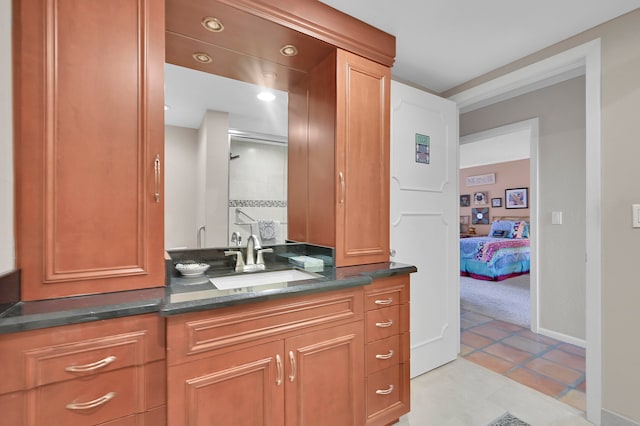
461;76;586;341
0;1;14;274
165;126;199;249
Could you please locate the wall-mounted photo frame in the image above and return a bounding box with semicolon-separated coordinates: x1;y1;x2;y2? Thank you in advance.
460;215;470;233
460;194;470;207
505;187;528;209
491;197;502;208
473;191;488;205
472;207;490;225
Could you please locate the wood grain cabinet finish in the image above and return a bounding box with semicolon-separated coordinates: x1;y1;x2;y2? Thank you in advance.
14;0;165;300
304;49;391;267
167;288;365;426
364;276;411;425
0;314;166;425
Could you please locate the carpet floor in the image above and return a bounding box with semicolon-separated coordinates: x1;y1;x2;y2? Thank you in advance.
460;274;530;327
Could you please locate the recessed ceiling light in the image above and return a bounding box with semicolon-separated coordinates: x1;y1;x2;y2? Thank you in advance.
280;45;298;57
257;91;276;102
201;17;224;32
192;52;213;64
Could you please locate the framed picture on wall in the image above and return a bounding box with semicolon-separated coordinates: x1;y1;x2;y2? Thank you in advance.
460;194;470;207
472;207;490;224
473;191;488;205
505;187;528;209
491;197;502;207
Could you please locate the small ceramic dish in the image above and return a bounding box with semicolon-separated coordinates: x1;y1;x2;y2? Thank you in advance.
175;262;210;277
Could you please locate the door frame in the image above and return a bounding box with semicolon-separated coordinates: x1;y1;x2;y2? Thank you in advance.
449;39;602;425
459;118;540;333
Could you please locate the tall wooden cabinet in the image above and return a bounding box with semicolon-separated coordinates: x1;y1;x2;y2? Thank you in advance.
304;49;391;267
14;0;166;300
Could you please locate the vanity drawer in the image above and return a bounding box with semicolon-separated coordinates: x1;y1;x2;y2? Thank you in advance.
32;367;140;425
366;363;406;420
366;305;400;343
25;332;144;387
364;276;409;312
366;335;400;374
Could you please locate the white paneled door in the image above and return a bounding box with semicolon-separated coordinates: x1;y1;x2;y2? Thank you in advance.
390;81;459;377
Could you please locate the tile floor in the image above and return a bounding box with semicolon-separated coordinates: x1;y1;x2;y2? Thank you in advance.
398;357;592;425
460;308;587;412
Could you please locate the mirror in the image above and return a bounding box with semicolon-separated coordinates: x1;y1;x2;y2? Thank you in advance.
164;63;289;249
163;0;336;250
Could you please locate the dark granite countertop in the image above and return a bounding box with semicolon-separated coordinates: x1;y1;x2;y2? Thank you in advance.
0;244;416;334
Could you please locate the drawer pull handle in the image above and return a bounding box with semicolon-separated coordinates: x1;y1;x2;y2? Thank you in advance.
154;154;161;203
375;320;394;328
374;298;393;305
289;351;297;382
376;385;394;395
276;354;283;386
375;350;394;360
66;391;116;410
65;356;117;373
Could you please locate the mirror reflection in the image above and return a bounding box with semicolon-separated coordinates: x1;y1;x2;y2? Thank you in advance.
164;63;288;250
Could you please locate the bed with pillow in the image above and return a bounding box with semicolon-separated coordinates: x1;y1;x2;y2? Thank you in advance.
460;218;530;281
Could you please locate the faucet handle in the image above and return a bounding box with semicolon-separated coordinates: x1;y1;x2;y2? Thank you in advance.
224;250;245;272
256;248;274;265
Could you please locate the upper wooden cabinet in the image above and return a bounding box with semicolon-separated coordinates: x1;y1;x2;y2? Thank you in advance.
14;0;166;300
301;49;391;266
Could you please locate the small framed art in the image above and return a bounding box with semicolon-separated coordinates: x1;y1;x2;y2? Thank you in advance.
460;194;470;207
473;191;488;205
505;188;528;209
491;197;502;208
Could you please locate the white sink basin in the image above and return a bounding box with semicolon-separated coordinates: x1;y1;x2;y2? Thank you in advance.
210;269;322;290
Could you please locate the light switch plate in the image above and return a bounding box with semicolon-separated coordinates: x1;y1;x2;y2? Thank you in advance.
633;204;640;228
552;211;563;225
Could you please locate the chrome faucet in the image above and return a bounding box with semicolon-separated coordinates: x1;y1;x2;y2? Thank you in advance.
245;234;261;266
226;234;273;272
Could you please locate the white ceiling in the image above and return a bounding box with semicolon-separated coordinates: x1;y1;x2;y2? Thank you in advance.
320;0;638;93
165;2;639;134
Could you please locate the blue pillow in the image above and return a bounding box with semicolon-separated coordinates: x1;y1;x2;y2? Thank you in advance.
489;220;518;238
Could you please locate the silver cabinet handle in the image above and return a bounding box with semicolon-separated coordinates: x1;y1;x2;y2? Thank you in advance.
66;392;116;410
375;320;394;328
154;154;161;202
288;350;296;382
65;355;117;373
376;385;394;395
375;350;394;360
276;354;283;386
374;298;393;305
339;172;345;205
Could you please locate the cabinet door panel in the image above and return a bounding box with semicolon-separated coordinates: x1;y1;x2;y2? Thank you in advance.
285;321;364;426
15;0;165;300
167;340;284;426
335;50;390;266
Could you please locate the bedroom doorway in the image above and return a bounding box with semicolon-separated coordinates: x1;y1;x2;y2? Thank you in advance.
459;119;538;331
450;39;600;422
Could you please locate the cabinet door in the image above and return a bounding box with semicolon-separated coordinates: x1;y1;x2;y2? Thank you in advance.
15;0;165;300
335;50;390;266
167;340;284;426
285;321;364;426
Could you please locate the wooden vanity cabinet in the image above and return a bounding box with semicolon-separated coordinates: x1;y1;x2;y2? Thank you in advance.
302;49;391;267
14;0;166;301
363;275;411;425
0;314;166;425
166;287;365;426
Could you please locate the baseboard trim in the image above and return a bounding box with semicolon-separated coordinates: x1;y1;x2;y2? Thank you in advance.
602;409;640;426
537;327;586;348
